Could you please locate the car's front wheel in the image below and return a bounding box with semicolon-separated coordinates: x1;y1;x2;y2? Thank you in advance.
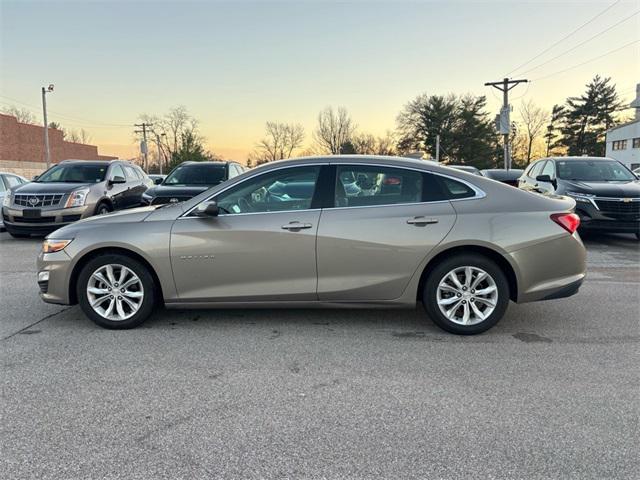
77;254;156;329
423;254;510;335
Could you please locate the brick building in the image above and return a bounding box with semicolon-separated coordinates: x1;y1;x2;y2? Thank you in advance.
0;113;117;178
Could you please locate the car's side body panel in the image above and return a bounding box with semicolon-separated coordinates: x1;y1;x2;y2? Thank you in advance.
169;210;321;301
316;202;456;301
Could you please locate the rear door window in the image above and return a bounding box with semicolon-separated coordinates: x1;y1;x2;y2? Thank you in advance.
335;165;423;208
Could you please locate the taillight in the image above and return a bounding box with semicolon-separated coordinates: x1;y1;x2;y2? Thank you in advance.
551;213;580;234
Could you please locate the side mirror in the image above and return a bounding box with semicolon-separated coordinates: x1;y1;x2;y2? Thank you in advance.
195;200;219;217
32;175;39;181
154;177;163;185
109;175;126;185
536;174;553;183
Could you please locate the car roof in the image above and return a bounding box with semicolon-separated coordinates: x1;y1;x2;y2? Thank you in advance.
544;156;616;162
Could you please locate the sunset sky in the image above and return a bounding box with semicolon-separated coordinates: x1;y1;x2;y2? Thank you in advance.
1;0;638;162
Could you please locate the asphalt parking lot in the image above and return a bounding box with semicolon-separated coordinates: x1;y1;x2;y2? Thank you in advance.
1;231;638;479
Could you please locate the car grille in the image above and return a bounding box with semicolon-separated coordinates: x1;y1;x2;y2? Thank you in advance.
13;194;64;207
151;196;192;205
14;216;56;224
583;220;639;231
595;198;640;218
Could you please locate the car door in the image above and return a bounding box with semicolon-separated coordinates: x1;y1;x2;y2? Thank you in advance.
316;164;457;301
106;164;129;210
533;160;556;195
170;164;326;301
123;165;146;206
520;161;543;192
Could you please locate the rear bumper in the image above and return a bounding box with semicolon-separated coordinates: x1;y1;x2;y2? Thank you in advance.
509;232;587;303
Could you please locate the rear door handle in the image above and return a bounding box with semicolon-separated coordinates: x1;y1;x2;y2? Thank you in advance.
407;216;439;225
281;222;313;230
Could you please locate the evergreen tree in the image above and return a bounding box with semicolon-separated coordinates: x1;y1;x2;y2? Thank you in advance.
559;76;623;156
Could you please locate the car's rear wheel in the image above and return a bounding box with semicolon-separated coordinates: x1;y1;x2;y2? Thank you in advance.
77;254;155;329
423;254;510;335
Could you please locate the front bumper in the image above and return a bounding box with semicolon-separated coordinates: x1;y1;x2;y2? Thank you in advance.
573;200;640;233
2;205;91;235
37;249;74;305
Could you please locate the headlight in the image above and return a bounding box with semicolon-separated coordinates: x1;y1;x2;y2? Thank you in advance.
42;238;73;253
2;193;10;207
64;188;90;208
566;191;595;203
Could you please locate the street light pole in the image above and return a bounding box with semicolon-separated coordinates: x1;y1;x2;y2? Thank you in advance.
156;132;166;174
41;84;54;169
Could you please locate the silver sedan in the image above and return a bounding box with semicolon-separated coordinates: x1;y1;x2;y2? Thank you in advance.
37;156;586;334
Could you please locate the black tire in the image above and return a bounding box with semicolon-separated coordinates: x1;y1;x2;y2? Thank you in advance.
95;202;112;216
77;253;156;329
422;254;510;335
8;231;30;238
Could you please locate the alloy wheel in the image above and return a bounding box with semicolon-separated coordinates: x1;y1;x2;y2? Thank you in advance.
86;264;144;321
436;266;498;326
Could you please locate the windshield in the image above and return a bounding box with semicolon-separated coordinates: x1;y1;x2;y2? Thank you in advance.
36;164;108;183
556;160;636;182
164;164;226;186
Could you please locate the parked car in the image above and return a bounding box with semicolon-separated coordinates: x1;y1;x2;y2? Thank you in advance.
141;161;245;205
519;156;640;238
481;169;524;187
38;155;586;334
0;172;29;231
445;165;482;176
148;174;166;184
2;160;153;238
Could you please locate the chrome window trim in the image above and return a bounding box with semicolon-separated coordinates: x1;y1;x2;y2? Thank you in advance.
180;160;486;218
177;208;322;220
331;162;486;205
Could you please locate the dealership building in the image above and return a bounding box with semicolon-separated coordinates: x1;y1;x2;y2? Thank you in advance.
605;84;640;171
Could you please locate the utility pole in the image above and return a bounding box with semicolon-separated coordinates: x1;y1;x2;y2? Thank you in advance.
41;84;54;169
435;134;440;163
484;78;527;170
154;132;166;174
134;122;153;171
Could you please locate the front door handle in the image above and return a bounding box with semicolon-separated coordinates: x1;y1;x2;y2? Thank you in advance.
281;222;313;230
407;216;439;225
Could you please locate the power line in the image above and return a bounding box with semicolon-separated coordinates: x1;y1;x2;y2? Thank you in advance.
0;94;130;127
517;10;640;77
530;39;640;81
505;0;622;76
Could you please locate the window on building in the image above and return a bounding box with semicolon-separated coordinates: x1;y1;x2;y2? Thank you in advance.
632;138;640;149
612;140;628;151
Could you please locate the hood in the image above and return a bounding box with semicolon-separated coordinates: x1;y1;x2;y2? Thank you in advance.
145;185;212;197
560;180;640;198
48;206;158;239
13;182;95;194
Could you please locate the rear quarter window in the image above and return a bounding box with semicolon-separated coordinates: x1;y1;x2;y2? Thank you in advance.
437;176;476;200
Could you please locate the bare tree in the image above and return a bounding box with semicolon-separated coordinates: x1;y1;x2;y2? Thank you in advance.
252;121;305;164
79;129;92;144
352;131;397;156
313;106;356;154
2;105;36;124
519;100;548;163
137;106;204;171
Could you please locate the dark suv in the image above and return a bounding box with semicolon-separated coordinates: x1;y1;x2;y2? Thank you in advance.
141;161;244;205
2;160;153;237
519;156;640;238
